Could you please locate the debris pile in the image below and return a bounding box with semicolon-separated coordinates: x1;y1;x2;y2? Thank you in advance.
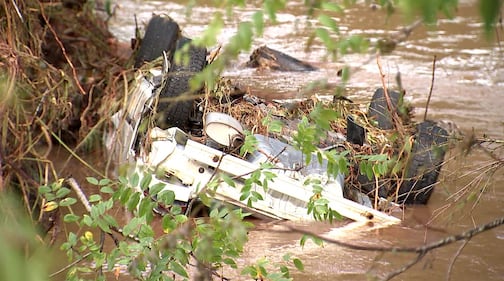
104;15;451;224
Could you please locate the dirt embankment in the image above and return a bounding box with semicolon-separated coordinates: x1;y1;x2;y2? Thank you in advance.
0;0;131;220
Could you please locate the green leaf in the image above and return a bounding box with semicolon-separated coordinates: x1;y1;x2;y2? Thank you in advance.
59;197;77;207
251;191;264;201
98;178;112;186
318;14;338;32
300;234;308;247
321;2;343;12
138;224;154;239
64;214;80;223
55;187;71;199
149;182;165;196
140;173;152;191
44;193;56;201
311;235;324;246
268;119;284;133
82;214;93;226
252;11;264;36
118;176;128;185
130;173;140;188
107;248;120;271
100;185;114;194
119;187;132;205
221;174;236;188
103;214;119;228
280;265;289;275
122;217;142;236
223;258;237;268
199;192;212;207
169;261;188;278
237;21;253;50
86;177;99;185
209;207;219;218
97;219;111;233
239;191;250;201
162;216;176;233
340;66;350;82
38;185;51;195
158;190;175;206
315;27;334;50
89;194;102;203
175;214;188;224
105;198;114;210
263;0;286;22
126;191;140;211
68;232;78;245
293;258;304;271
218;207;229;218
241;266;258;278
138;197;153;218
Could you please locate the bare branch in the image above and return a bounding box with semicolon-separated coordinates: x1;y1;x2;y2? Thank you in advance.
276;217;503;280
424;55;437;121
381;252;426;281
445;239;469;281
38;2;86;95
284;216;504;253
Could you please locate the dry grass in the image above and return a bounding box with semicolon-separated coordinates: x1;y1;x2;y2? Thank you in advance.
0;0;131;221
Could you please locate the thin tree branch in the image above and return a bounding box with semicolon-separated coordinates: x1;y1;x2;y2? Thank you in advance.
381;252;426;281
284;216;504;253
278;217;503;280
49;252;92;277
424;55;437;121
38;1;86;95
376;53;405;137
445;239;469;281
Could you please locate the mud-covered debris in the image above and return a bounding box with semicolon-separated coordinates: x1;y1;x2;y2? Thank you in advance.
246;45;317;71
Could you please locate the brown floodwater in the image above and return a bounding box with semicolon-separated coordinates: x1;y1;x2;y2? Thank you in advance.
53;1;504;280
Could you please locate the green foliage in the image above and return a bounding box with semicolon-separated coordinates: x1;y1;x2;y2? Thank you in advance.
480;0;503;37
241;254;304;281
44;172;258;280
262;112;284;134
39;179;77;212
357;153;392;180
300;234;324;248
239;163;276;207
292;103;346;176
305;178;343;222
263;0;286;22
240;131;259;156
399;0;458;24
193;206;251;270
0;194;50;281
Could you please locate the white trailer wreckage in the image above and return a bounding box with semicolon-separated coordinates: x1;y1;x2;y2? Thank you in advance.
104;71;401;231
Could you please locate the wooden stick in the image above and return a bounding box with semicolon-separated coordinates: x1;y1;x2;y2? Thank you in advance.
424;55;437;121
66;177;91;212
376;53;404;137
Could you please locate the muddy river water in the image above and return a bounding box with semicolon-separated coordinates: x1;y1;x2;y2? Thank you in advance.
80;0;504;280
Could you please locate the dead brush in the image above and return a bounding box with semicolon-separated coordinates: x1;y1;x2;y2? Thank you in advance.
201;79;420;208
0;0;130;230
